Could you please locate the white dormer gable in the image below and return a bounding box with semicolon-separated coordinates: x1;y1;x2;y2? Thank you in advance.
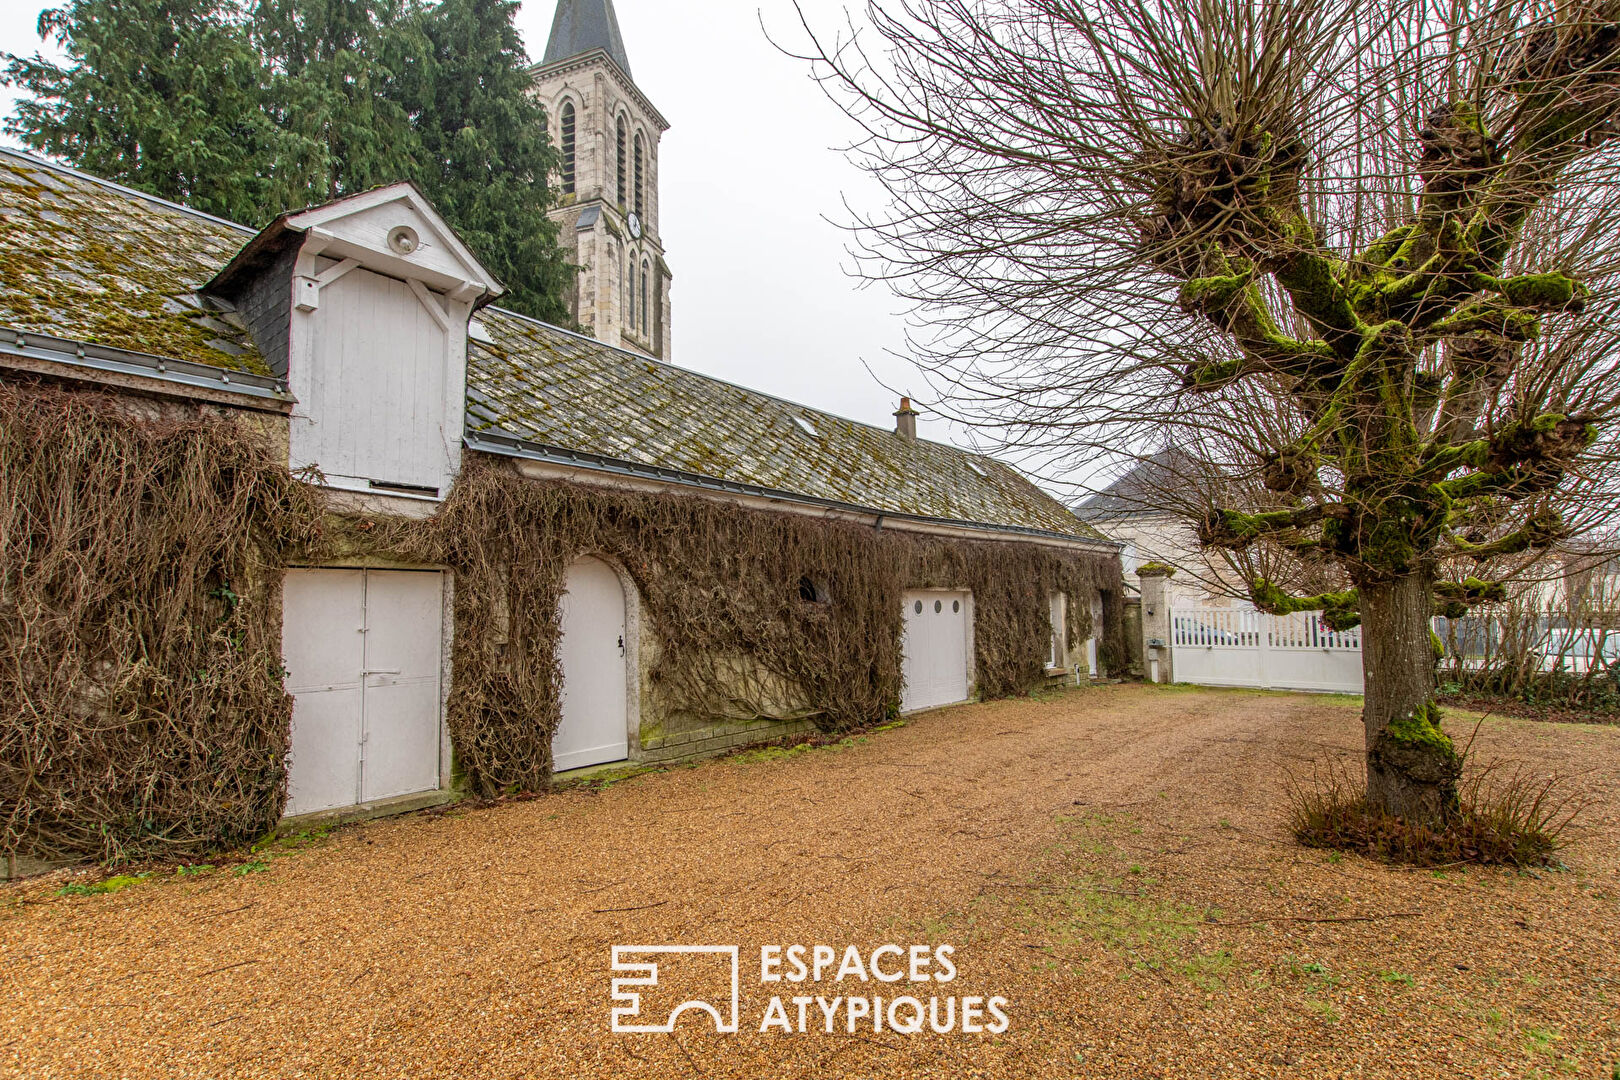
285;185;502;302
268;184;502;501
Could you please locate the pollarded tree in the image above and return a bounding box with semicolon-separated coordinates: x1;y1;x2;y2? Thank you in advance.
797;0;1620;819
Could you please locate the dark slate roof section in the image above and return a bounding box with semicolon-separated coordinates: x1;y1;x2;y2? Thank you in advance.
0;149;1107;544
1073;448;1197;520
542;0;632;75
467;310;1105;540
0;150;268;375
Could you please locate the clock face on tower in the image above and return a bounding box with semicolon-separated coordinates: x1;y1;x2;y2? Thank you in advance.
626;211;643;240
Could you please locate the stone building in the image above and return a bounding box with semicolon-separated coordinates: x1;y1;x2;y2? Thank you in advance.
0;149;1121;866
532;0;672;358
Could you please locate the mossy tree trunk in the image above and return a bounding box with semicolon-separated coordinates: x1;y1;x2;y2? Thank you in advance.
1359;573;1458;821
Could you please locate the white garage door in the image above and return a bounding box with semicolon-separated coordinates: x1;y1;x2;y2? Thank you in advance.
553;557;630;771
282;568;445;816
901;590;972;712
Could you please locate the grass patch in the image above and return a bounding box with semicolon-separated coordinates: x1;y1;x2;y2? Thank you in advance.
1288;760;1584;867
1011;811;1229;985
55;873;148;897
726;718;910;766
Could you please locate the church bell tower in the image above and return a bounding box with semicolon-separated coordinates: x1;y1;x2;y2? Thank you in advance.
533;0;672;359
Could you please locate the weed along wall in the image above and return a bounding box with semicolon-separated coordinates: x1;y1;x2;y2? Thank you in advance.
0;388;1122;865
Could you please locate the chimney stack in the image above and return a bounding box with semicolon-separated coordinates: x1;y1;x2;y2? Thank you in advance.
894;397;919;441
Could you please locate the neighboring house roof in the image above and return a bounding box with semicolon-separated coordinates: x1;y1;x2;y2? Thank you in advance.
1074;448;1197;521
542;0;632;75
0;148;1105;543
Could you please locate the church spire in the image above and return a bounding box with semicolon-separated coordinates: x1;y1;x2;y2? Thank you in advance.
543;0;632;76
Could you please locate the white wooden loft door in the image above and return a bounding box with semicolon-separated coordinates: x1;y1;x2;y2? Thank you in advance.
901;590;972;712
297;266;451;495
282;568;445;816
554;557;630;771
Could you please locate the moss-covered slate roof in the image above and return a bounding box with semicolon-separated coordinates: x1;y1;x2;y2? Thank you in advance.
0;151;268;375
468;310;1099;537
0;149;1101;540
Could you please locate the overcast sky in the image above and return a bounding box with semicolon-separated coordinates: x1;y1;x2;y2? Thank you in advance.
0;1;987;449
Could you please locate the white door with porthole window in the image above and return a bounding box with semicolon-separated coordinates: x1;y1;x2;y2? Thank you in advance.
554;556;631;771
282;568;445;817
901;590;972;712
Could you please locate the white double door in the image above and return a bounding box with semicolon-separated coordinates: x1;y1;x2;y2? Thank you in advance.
282;568;445;816
901;590;972;712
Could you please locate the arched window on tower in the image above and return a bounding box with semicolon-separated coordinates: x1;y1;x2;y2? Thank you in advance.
560;101;576;195
625;250;635;329
615;115;627;208
640;259;650;336
633;133;644;217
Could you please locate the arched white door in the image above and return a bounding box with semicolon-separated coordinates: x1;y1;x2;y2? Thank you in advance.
554;557;630;771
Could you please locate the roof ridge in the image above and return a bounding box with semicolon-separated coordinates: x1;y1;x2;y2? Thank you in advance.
478;304;998;464
0;147;256;236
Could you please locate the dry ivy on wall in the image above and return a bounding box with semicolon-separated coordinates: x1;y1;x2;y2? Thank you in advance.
1;386;1122;861
0;383;320;863
392;458;1125;796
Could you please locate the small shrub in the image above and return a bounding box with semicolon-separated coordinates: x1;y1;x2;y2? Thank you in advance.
1287;760;1584;867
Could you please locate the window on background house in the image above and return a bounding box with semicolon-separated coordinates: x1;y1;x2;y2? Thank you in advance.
1048;592;1066;668
560;102;576;195
633;133;645;217
616;116;627;207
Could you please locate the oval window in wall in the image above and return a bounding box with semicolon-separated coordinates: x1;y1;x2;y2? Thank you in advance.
914;600;923;614
953;600;960;613
934;600;943;613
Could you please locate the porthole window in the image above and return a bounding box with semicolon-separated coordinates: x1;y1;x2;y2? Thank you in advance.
798;576;829;604
953;600;960;613
914;600;923;615
934;600;943;613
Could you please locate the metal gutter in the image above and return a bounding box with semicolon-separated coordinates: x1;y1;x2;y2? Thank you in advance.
0;326;292;403
465;429;1121;551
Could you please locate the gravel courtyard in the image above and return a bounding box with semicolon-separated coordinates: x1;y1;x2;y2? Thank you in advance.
3;683;1618;1079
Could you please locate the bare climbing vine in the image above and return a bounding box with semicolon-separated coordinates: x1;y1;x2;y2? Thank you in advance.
2;389;1121;862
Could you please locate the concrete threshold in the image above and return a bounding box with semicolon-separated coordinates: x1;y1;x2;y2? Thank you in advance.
278;789;458;834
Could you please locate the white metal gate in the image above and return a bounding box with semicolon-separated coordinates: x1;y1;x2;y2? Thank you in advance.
283;568;446;816
1171;605;1363;693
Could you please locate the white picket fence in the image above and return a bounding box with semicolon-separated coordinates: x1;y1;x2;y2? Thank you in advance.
1171;605;1364;693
